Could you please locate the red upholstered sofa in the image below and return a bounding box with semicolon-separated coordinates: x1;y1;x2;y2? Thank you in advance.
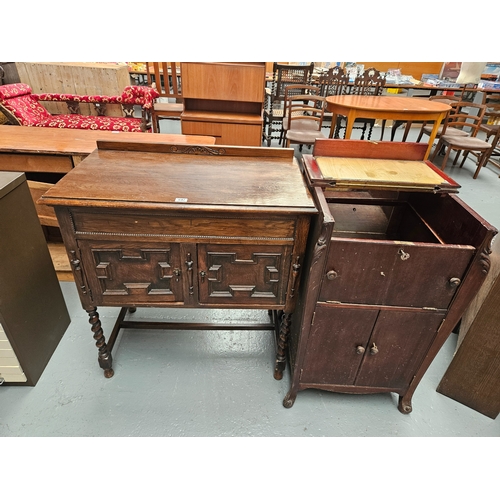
0;83;160;132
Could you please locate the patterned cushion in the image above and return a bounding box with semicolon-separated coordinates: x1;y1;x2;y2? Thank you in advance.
0;83;32;100
37;93;122;104
34;114;149;132
1;94;52;125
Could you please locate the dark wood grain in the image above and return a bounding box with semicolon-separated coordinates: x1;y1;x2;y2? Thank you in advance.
43;141;316;379
285;138;497;413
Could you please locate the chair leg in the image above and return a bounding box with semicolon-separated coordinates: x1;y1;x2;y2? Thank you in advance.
380;119;386;141
430;139;443;163
402;122;413;142
473;151;488;179
416;125;425;143
440;146;453;171
459;151;470;168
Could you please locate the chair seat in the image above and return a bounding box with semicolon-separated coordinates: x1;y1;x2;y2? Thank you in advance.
36;114;147;132
286;129;325;142
442;135;492;150
423;124;469;137
283;117;320;132
154;102;183;113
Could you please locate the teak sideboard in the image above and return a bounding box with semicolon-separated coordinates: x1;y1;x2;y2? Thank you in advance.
41;141;317;379
180;62;266;146
285;139;497;413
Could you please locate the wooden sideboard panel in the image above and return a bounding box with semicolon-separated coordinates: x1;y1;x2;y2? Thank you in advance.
182;62;265;103
181;63;266;146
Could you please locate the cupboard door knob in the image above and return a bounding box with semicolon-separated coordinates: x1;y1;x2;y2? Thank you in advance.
449;277;461;288
356;345;365;355
326;270;338;280
398;249;410;261
370;343;379;355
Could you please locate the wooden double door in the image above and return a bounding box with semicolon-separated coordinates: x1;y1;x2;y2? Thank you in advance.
76;239;292;309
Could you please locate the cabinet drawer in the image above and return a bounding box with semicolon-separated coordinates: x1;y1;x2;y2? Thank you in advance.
0;337;27;383
320;239;474;308
0;153;73;173
317;197;475;308
182;120;223;138
70;211;296;243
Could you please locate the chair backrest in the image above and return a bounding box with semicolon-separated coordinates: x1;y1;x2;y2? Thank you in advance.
286;94;325;131
146;62;182;99
484;101;500;127
0;83;52;125
271;63;314;103
351;67;386;96
317;66;350;97
441;102;486;137
283;85;321;122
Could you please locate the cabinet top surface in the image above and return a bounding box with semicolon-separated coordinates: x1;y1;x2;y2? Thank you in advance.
0;126;216;156
42;143;317;214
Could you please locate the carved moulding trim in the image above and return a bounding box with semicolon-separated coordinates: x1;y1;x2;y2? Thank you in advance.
75;231;293;242
168;145;226;155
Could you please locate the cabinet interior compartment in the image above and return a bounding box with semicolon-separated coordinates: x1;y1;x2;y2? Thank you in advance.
327;199;442;244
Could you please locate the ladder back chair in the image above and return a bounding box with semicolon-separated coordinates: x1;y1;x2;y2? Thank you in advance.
262;63;314;146
284;94;326;149
430;102;492;178
279;84;322;145
146;62;183;133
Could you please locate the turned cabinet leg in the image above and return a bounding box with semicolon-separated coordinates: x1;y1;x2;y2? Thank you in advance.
86;307;114;378
274;312;291;380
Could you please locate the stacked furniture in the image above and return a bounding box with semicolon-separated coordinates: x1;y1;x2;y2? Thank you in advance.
180;62;266;146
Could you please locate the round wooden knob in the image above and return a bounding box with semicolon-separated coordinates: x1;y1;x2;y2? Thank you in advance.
356;345;365;355
326;270;338;280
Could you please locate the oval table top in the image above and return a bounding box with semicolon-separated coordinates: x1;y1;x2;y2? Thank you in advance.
325;95;451;114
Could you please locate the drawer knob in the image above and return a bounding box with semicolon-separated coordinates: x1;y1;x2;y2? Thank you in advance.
356;345;365;355
0;377;4;385
449;277;461;288
370;343;379;355
398;249;410;261
326;270;338;280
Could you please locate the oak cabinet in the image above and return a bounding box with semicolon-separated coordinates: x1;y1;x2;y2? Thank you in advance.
41;141;316;379
285;140;496;413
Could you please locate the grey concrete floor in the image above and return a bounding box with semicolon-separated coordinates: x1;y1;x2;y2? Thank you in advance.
1;119;498;498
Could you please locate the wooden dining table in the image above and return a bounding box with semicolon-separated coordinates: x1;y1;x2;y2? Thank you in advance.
326;95;451;159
